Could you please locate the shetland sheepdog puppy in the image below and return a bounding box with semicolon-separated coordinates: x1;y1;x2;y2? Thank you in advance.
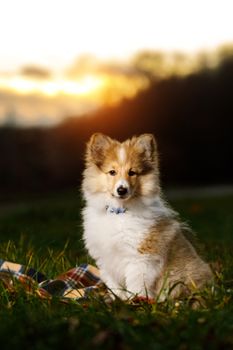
82;133;213;301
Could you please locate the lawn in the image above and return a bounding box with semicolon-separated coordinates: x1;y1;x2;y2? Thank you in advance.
0;190;232;349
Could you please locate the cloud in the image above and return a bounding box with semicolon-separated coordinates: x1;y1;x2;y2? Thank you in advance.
20;65;52;80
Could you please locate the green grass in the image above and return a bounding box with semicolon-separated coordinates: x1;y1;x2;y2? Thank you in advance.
0;190;233;350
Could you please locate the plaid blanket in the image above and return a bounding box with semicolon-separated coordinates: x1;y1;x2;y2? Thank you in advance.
0;259;108;302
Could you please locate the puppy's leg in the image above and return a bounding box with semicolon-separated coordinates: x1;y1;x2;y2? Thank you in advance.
100;269;127;299
125;255;164;299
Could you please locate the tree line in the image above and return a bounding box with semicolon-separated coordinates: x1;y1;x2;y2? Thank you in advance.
0;55;232;194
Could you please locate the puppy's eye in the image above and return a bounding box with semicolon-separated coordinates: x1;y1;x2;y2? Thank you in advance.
109;170;117;176
128;170;136;176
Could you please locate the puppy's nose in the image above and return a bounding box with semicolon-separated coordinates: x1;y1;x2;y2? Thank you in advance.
117;186;128;196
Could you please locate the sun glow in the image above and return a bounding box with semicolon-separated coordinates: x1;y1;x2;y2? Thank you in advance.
0;74;106;97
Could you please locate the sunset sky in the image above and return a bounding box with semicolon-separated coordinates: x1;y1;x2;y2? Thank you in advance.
1;0;232;71
0;0;232;126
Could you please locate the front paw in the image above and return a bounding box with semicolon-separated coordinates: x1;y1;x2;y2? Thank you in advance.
106;286;129;301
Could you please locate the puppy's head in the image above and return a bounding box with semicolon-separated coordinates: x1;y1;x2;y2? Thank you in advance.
84;133;160;201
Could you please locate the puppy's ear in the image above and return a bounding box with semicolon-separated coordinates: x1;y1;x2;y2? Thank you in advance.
135;134;158;162
86;133;112;167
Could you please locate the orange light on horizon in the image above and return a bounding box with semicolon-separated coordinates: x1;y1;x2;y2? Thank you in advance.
97;74;149;106
0;74;106;98
0;69;150;127
0;70;150;113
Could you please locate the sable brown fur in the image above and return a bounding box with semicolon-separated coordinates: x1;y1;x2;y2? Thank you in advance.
138;217;213;299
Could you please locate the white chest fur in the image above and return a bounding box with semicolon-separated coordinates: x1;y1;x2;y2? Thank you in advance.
84;208;149;292
82;196;168;298
83;207;153;258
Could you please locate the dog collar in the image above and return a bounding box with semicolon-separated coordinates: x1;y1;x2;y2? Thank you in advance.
106;206;127;214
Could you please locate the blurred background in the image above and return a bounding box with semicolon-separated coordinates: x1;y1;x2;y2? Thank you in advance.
0;0;233;197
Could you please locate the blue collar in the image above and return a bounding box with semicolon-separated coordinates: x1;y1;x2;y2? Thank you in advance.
106;205;127;214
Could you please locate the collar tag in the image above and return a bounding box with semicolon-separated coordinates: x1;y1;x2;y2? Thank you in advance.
106;206;127;214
